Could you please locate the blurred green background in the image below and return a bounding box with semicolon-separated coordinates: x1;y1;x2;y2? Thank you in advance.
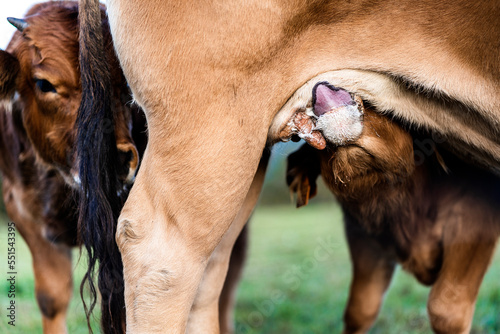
0;142;499;333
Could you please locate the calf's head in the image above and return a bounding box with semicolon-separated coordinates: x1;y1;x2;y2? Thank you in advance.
0;1;139;186
287;82;415;205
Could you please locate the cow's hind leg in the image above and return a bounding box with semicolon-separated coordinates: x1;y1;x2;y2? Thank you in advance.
342;216;396;334
218;224;248;334
116;196;207;333
427;201;499;334
188;152;268;333
116;150;268;333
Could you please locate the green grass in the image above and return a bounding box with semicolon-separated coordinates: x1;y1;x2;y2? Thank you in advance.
235;203;500;334
0;203;499;333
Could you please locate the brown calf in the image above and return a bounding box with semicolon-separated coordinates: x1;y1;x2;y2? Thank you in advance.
287;83;500;333
5;2;139;185
0;106;76;333
0;2;140;332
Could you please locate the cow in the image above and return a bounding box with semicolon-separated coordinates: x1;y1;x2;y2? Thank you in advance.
286;82;500;333
76;0;500;332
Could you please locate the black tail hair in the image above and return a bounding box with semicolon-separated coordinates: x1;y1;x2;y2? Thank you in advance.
77;0;126;332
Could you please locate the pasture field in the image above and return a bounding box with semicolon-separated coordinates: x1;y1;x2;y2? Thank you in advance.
0;203;499;333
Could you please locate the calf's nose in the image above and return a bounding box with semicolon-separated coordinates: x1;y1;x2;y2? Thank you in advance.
116;143;139;184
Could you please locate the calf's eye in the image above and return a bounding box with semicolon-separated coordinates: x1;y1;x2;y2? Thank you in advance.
35;79;57;93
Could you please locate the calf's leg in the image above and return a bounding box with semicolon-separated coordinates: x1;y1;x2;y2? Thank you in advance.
14;218;72;334
4;186;73;334
427;202;499;334
31;242;73;334
342;217;396;334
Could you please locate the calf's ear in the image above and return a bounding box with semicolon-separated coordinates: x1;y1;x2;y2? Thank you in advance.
0;50;20;101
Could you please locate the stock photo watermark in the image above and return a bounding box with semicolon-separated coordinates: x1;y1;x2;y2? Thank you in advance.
413;132;446;167
5;222;16;327
236;234;341;332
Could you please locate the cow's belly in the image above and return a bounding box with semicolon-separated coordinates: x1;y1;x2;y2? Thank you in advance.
106;0;500;172
270;70;500;173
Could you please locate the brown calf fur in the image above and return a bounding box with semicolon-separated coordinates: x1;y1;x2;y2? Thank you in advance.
0;2;245;332
0;2;139;332
287;108;500;333
4;2;139;185
1;103;76;333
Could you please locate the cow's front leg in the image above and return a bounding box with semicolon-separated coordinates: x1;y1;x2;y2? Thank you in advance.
188;152;269;333
342;216;396;334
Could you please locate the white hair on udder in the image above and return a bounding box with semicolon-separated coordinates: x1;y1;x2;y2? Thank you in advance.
314;104;363;146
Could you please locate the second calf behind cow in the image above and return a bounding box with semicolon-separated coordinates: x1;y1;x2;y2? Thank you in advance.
287;83;500;334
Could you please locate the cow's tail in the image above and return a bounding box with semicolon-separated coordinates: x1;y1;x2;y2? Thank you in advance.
77;0;126;333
